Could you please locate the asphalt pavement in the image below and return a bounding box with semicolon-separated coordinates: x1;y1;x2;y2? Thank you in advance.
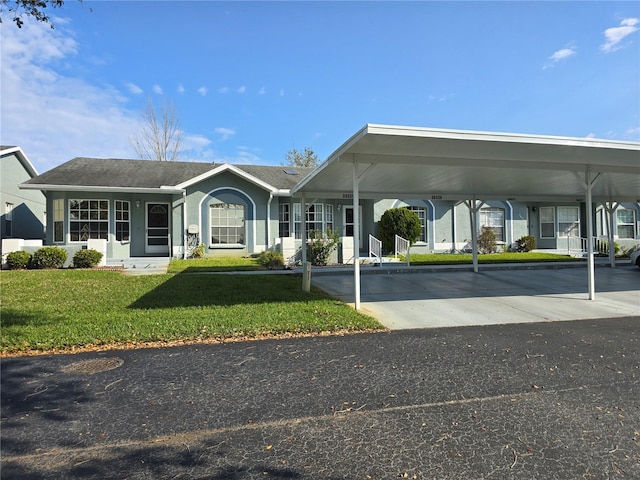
2;316;639;479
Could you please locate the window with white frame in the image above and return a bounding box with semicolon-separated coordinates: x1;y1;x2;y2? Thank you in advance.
616;208;636;239
407;206;427;243
480;207;505;242
210;203;245;245
558;206;579;238
293;203;335;239
325;205;334;232
115;200;130;241
278;203;290;238
53;199;64;242
5;203;13;237
539;207;555;238
69;200;109;241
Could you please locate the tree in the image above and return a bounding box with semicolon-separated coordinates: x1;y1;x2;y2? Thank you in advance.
377;208;422;254
1;0;65;29
130;97;183;162
284;147;318;168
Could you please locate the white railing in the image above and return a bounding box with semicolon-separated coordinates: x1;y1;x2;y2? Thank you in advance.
564;236;609;257
395;234;410;266
369;234;382;265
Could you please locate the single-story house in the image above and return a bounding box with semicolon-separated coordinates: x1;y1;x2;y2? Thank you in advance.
15;125;640;267
1;146;46;252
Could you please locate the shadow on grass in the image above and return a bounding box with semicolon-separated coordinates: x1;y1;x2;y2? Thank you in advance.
128;271;323;309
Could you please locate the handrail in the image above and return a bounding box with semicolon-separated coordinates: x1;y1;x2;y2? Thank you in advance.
369;234;382;265
395;234;410;266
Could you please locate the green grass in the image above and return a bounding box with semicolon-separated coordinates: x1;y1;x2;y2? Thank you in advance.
400;252;581;265
168;256;264;273
0;270;383;355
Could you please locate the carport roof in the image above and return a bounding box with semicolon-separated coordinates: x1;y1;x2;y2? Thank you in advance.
291;124;640;202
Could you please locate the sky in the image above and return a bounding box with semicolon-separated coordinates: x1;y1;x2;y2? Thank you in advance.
1;1;639;174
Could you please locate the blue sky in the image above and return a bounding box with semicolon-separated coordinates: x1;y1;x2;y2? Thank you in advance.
1;1;639;173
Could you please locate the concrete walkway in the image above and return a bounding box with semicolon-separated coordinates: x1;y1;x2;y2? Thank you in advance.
311;262;640;329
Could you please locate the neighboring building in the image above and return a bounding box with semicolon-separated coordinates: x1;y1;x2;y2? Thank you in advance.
0;146;46;247
19;154;639;263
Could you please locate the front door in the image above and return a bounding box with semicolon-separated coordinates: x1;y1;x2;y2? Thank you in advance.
343;206;363;249
145;203;170;254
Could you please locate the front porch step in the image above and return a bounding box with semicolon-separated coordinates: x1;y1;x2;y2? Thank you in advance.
106;257;170;275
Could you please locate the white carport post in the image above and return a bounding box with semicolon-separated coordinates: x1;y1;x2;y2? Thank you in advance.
584;167;600;300
465;199;482;273
352;160;361;310
604;202;619;268
301;194;307;264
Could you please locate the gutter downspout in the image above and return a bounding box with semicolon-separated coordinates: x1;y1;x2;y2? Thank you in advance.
505;201;514;248
182;191;187;259
267;193;273;251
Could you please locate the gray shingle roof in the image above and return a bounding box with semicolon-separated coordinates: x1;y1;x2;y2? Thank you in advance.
22;157;314;191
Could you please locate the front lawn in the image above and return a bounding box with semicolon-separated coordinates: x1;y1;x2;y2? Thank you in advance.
402;252;581;265
0;270;383;355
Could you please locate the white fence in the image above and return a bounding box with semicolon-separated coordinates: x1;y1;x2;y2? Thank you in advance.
368;234;382;265
394;235;410;266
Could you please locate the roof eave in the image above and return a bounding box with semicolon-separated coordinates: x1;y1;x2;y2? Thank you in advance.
19;184;185;194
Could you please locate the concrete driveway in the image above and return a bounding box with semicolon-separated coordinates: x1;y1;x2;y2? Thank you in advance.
311;263;640;329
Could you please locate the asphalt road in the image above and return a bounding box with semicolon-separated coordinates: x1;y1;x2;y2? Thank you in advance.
2;317;639;479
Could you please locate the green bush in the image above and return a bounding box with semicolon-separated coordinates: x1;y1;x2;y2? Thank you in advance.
31;246;67;269
306;229;339;266
598;240;620;256
378;208;422;254
515;235;536;252
191;243;206;259
72;249;104;268
477;226;497;254
5;250;31;270
258;250;285;269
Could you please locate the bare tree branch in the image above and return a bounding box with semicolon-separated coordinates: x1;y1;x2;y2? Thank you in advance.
130;97;183;161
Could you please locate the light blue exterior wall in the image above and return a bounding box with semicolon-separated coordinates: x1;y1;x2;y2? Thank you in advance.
1;152;46;244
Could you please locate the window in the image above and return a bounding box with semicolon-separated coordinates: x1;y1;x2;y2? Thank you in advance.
407;206;427;243
69;200;109;241
293;203;334;238
278;203;290;238
210;203;244;245
5;203;13;237
306;203;324;236
115;200;130;241
558;206;579;238
53;199;64;242
325;205;334;232
293;203;302;239
480;207;505;242
616;208;636;239
539;207;555;238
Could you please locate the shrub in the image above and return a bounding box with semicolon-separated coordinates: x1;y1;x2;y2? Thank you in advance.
5;250;31;270
515;235;536;252
72;249;104;268
31;246;67;269
477;226;497;254
597;240;620;256
306;229;339;266
258;250;285;270
191;243;206;259
378;208;422;254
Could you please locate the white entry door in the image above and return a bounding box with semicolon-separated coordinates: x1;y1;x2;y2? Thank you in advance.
343;206;363;249
145;203;170;254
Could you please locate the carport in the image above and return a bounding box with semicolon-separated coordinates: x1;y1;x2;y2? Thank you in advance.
291;124;640;310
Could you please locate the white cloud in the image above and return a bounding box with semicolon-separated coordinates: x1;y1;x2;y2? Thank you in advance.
214;127;236;141
177;83;185;94
0;18;139;171
198;86;208;96
152;84;163;94
279;89;285;96
601;18;639;53
258;87;266;95
218;86;229;94
126;82;144;94
237;86;246;93
544;47;576;69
